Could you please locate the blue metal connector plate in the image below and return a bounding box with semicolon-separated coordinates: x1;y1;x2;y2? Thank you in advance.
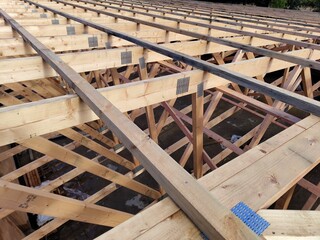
231;202;270;236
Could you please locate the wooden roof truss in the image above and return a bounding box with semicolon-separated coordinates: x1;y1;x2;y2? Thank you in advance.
0;0;319;239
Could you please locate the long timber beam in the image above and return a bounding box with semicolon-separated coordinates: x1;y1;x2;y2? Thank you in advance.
2;43;318;84
0;179;132;227
0;29;311;58
19;136;161;199
0;70;228;146
0;7;259;240
21;166;147;239
0;47;314;146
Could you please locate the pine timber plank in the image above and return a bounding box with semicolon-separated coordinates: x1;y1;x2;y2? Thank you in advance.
0;129;127;220
298;178;320;197
0;145;31;232
0;0;320;238
165;2;320;32
1;47;319;146
0;179;132;227
58;128;135;170
2;40;317;84
0;216;25;240
19;136;160;199
172;107;244;155
258;210;320;239
93;0;320;26
76;124;115;147
87;5;315;30
202;125;261;174
192;82;204;178
137;59;158;142
0;70;228;146
215;86;300;124
23;166;146;239
0;152;96;220
0;145;26;163
161;102;216;170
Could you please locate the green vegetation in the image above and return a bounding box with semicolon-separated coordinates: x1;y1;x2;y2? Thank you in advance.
270;0;287;8
269;0;320;10
210;0;320;11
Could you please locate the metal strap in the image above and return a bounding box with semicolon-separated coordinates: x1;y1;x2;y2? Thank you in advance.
176;77;190;95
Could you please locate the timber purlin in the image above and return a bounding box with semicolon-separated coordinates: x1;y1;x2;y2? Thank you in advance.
0;0;319;239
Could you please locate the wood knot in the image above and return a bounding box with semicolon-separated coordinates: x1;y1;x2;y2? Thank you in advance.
308;137;318;146
269;173;279;185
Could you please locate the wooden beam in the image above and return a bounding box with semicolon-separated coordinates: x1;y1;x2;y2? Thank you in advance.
77;123;116;148
202;125;260;174
0;145;26;164
0;179;132;227
298;178;320;198
1;47;319;147
162;102;217;171
0;146;30;232
19;136;160;199
0;70;228;146
215;86;300;124
58;128;135;170
192;81;204;179
23;165;146;239
0;216;25;240
274;186;296;209
259;210;320;239
248;65;303;148
180;91;222;169
138;59;158;142
4;37;314;84
173;107;244;156
83;0;320;34
0;129;137;221
301;67;314;99
61;0;320;43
